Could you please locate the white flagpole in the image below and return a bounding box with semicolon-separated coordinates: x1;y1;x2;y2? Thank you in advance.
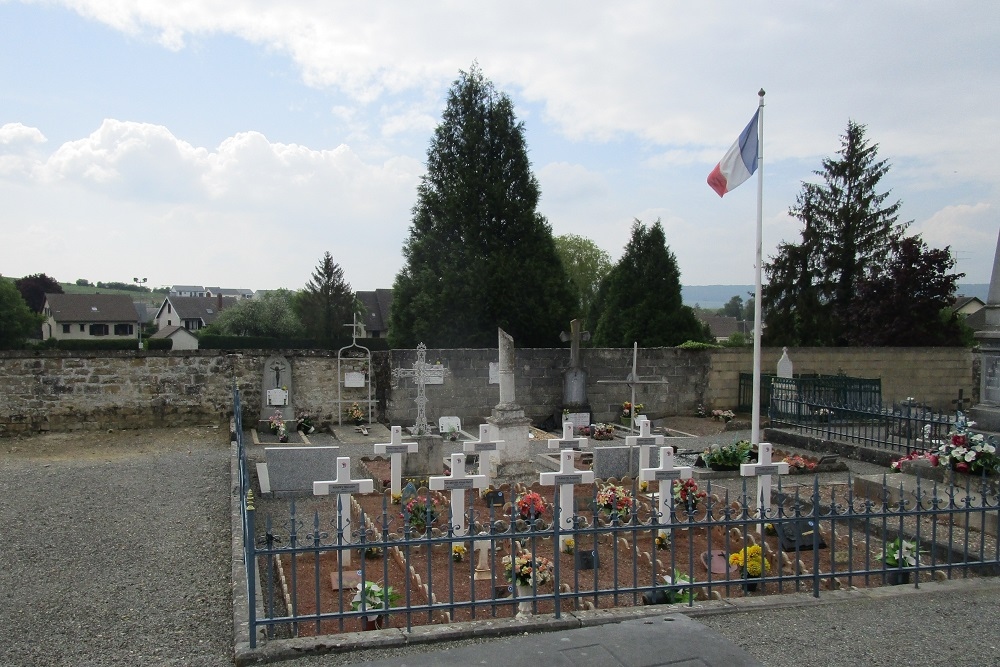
751;89;765;446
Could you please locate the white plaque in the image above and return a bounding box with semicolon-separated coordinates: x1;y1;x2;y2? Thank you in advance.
426;364;445;385
266;388;288;406
344;372;366;388
489;362;499;385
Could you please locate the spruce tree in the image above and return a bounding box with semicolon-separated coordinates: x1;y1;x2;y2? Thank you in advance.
591;219;710;347
389;64;572;348
295;252;356;346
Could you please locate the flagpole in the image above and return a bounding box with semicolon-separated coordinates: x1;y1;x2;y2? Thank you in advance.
751;89;765;446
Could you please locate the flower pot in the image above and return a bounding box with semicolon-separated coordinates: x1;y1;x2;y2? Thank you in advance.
515;584;534;617
885;570;911;586
361;615;387;631
742;578;758;593
620;417;632;427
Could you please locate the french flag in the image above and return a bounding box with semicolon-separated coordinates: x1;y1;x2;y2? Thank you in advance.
707;110;760;197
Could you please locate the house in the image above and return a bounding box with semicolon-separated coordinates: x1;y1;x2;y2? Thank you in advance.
356;289;393;338
42;293;140;342
150;325;200;350
153;295;237;332
169;285;207;298
205;287;255;300
952;295;985;317
699;315;751;343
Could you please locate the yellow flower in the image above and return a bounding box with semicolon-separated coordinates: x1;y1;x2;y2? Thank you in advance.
729;544;769;577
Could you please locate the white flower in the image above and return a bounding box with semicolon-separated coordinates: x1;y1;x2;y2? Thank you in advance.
965;451;977;462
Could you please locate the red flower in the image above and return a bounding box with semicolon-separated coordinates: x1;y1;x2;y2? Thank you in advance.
956;462;970;473
952;434;967;446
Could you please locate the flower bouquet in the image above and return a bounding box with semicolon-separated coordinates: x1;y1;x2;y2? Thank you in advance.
346;402;365;425
402;494;441;533
296;412;316;434
729;544;770;578
515;491;546;521
672;478;707;511
621;401;645;421
597;483;633;522
591;423;615;441
502;551;554;587
452;544;467;562
268;409;284;435
878;537;924;568
351;580;399;625
701;440;753;471
936;430;1000;475
711;409;735;423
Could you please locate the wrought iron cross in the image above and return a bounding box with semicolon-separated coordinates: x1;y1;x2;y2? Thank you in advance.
391;343;449;435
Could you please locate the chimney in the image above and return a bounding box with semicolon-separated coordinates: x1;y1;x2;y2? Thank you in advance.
217;293;223;311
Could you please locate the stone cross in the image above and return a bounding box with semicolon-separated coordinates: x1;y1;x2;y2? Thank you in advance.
463;423;503;487
429;453;487;537
740;442;789;521
639;446;692;538
373;425;418;497
547;421;588;451
625;418;663;471
313;456;375;568
540;449;595;551
391;342;449;435
559;318;591;370
596;342;668;429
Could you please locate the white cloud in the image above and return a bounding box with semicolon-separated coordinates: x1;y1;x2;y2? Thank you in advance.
0;122;47;146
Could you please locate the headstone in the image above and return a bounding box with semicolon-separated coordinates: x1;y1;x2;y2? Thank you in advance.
490;328;532;478
772;348;796;418
639;446;692;538
373;426;417;497
438;416;462;438
972;228;1000;429
260;355;293;422
776;348;793;378
575;548;598;570
264;446;340;495
429;453;487;536
403;434;444;477
392;342;449;435
594;446;661;480
775;518;826;552
559;318;591;410
547;421;588;451
313;457;374;568
540;449;595;552
740;443;790;522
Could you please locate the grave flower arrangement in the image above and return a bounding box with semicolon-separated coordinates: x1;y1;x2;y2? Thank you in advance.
296;412;315;434
783;454;818;472
502;551;554;587
696;404;707;418
346;402;365;425
268;410;284;435
878;537;924;568
597;483;633;521
621;401;644;419
402;494;441;533
729;544;770;577
515;491;547;520
701;440;753;470
711;409;736;423
562;537;575;555
936;430;1000;475
890;451;940;472
660;570;693;604
591;423;615;440
654;533;669;551
452;544;467;562
672;478;707;511
350;580;399;616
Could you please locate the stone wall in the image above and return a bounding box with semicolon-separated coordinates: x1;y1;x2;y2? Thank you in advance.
0;346;978;436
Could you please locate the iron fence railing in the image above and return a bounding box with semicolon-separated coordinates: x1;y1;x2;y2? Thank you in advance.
739;374;881;413
769;385;954;455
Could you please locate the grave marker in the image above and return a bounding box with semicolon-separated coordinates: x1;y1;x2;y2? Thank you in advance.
429;453;487;537
373;426;418;497
547;421;588;451
392;342;450;435
639;446;692;538
463;423;503;487
540;449;595;552
626;418;663;471
313;457;374;568
740;443;789;522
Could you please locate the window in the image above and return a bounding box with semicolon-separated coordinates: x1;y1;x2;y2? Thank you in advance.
167;303;172;313
89;323;109;336
114;323;133;336
62;324;70;334
79;324;85;332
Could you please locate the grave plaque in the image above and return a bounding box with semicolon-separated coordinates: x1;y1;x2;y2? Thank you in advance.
575;549;598;570
344;371;366;388
776;518;826;552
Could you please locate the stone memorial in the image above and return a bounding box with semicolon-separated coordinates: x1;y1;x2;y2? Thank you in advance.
260;355;294;423
490;328;533;482
463;423;503;486
972;228;1000;430
639;445;692;538
392;342;449;435
559;318;592;420
260;445;340;496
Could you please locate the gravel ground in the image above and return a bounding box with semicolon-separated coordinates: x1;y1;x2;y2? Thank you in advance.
0;427;234;667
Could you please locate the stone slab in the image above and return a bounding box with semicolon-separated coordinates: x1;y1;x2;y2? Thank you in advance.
592;445;660;480
264;446;340;495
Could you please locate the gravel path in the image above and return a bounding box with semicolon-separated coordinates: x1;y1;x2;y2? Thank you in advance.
0;428;234;667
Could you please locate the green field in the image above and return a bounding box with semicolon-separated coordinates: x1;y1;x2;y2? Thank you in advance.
59;283;166;307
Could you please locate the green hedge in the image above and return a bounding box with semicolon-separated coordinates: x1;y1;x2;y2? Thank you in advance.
45;338;142;351
147;338;173;351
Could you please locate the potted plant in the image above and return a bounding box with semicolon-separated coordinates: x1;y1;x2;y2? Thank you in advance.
296;412;316;434
621;401;644;426
346;402;365;426
642;569;693;605
672;478;707;513
728;544;770;591
878;537;924;585
267;409;283;435
700;440;754;471
350;580;399;630
514;491;546;522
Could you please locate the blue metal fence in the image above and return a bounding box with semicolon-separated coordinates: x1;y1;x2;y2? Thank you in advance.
234;388;1000;647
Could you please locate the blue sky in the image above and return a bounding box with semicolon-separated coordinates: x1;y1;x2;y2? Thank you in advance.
2;1;998;293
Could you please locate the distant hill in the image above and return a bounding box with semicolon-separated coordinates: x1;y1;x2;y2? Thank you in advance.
59;283;166;307
683;283;990;311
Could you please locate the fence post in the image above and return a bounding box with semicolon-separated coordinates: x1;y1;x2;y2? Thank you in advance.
245;492;257;648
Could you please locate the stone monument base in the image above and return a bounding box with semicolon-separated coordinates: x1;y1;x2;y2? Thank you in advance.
495;461;540;486
970;405;1000;432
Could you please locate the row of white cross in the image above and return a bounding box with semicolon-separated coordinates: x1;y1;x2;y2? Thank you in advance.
312;421;788;564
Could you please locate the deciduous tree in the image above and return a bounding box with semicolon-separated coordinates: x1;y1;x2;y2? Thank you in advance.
15;273;62;313
0;277;42;348
554;234;612;328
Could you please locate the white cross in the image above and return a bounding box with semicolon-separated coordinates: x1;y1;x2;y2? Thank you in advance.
313;457;374;568
639;446;692;538
540;449;595;552
391;342;449;435
463;423;503;487
625;418;663;471
547;421;588;451
429;453;487;537
740;442;789;522
373;425;418;497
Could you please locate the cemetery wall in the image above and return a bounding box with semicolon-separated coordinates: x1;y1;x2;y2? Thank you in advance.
0;346;977;436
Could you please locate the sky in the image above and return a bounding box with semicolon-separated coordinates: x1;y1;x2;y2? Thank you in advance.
2;2;998;293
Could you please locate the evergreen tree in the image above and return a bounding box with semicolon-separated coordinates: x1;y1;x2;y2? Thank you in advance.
295;252;356;345
763;121;905;345
591;219;710;347
844;236;965;346
389;64;573;348
554;234;612;328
